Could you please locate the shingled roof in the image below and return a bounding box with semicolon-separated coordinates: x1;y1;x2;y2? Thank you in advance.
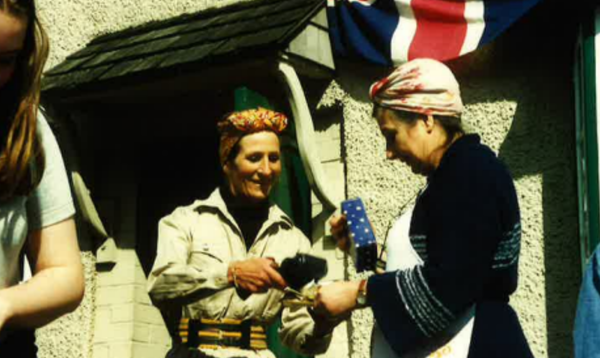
42;0;325;95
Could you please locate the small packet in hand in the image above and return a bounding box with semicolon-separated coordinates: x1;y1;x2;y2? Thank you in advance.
279;253;328;290
279;254;328;308
342;198;377;273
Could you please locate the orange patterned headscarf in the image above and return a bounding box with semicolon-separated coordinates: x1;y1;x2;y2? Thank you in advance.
217;107;288;165
369;58;463;118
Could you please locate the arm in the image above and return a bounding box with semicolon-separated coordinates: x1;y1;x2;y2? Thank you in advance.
147;210;286;302
317;153;516;355
0;217;84;330
367;159;509;355
147;210;231;302
0;113;84;331
278;230;335;355
279;305;337;355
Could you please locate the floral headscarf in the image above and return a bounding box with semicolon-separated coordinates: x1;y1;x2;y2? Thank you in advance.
369;58;463;118
217;107;288;165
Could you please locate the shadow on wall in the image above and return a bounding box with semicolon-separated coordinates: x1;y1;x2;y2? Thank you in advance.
447;1;582;355
497;72;580;358
493;2;580;356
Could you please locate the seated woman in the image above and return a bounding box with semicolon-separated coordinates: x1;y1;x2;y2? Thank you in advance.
317;59;533;358
0;1;84;356
148;108;333;358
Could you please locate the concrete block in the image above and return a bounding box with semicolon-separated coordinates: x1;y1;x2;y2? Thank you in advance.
316;138;342;162
112;304;135;323
133;323;151;343
132;343;170;358
109;342;133;358
149;324;172;346
95;307;112;325
94;322;134;343
134;304;166;325
92;344;109;358
97;266;136;287
119;250;141;265
96;286;135;306
135;265;148;282
134;284;153;305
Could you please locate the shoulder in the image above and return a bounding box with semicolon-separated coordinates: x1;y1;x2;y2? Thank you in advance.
269;204;311;248
437;135;514;191
36;111;62;164
26;111;75;230
161;198;212;223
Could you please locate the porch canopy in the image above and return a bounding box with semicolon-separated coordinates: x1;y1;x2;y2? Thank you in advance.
42;0;333;103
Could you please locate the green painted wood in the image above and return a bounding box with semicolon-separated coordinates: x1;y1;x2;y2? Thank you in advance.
580;11;599;264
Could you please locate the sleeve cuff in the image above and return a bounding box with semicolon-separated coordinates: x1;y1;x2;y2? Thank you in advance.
211;263;230;289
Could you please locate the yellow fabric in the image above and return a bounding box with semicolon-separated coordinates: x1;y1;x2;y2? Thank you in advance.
217;107;288;165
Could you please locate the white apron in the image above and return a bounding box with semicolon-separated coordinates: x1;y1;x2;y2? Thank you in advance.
371;207;475;358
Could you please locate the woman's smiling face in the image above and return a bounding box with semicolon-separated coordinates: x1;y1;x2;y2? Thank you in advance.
0;10;26;90
224;131;282;204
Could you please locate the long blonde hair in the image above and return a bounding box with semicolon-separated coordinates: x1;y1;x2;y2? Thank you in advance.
0;0;49;201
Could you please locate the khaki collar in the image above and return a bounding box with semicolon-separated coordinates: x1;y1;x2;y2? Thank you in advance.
191;188;294;234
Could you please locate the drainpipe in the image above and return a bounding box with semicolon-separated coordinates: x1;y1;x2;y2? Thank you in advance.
277;59;339;211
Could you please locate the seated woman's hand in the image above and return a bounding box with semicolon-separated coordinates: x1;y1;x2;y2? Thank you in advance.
329;214;350;252
228;258;287;293
314;280;360;318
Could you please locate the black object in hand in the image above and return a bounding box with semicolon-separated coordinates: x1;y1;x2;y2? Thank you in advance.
279;254;328;290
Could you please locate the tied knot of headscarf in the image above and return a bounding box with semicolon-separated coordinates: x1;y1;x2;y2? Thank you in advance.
369;58;463;118
217;107;288;165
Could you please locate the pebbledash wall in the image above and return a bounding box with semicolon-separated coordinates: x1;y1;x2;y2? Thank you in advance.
36;1;580;358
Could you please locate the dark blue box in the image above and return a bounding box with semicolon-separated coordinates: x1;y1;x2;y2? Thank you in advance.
341;198;377;272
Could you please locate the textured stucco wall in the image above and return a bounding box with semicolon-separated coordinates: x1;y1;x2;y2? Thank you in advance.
35;252;96;358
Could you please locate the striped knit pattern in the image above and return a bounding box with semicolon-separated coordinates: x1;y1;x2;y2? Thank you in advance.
410;234;428;261
395;266;455;337
492;222;521;269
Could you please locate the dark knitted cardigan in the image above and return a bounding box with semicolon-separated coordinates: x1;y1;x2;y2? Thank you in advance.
367;135;533;358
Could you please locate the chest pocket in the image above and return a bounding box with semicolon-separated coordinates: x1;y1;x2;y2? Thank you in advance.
189;216;232;263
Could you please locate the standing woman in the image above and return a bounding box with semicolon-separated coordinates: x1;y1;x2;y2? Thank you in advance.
316;59;534;358
0;1;84;356
148;108;333;358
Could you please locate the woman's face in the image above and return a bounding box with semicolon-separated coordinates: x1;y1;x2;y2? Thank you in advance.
375;108;434;175
0;11;26;90
224;131;282;203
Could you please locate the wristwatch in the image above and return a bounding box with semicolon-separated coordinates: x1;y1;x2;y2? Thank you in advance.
356;279;368;308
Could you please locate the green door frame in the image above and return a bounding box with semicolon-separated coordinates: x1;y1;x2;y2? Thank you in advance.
575;9;600;271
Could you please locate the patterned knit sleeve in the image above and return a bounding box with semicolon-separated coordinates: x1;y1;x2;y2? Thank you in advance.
367;149;520;356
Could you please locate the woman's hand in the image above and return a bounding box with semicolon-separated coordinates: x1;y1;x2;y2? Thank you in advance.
329;214;350;252
314;280;361;318
228;258;287;293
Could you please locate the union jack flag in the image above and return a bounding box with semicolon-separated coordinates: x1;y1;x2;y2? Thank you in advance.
326;0;542;65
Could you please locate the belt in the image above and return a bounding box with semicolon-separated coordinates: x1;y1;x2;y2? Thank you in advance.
179;318;268;350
